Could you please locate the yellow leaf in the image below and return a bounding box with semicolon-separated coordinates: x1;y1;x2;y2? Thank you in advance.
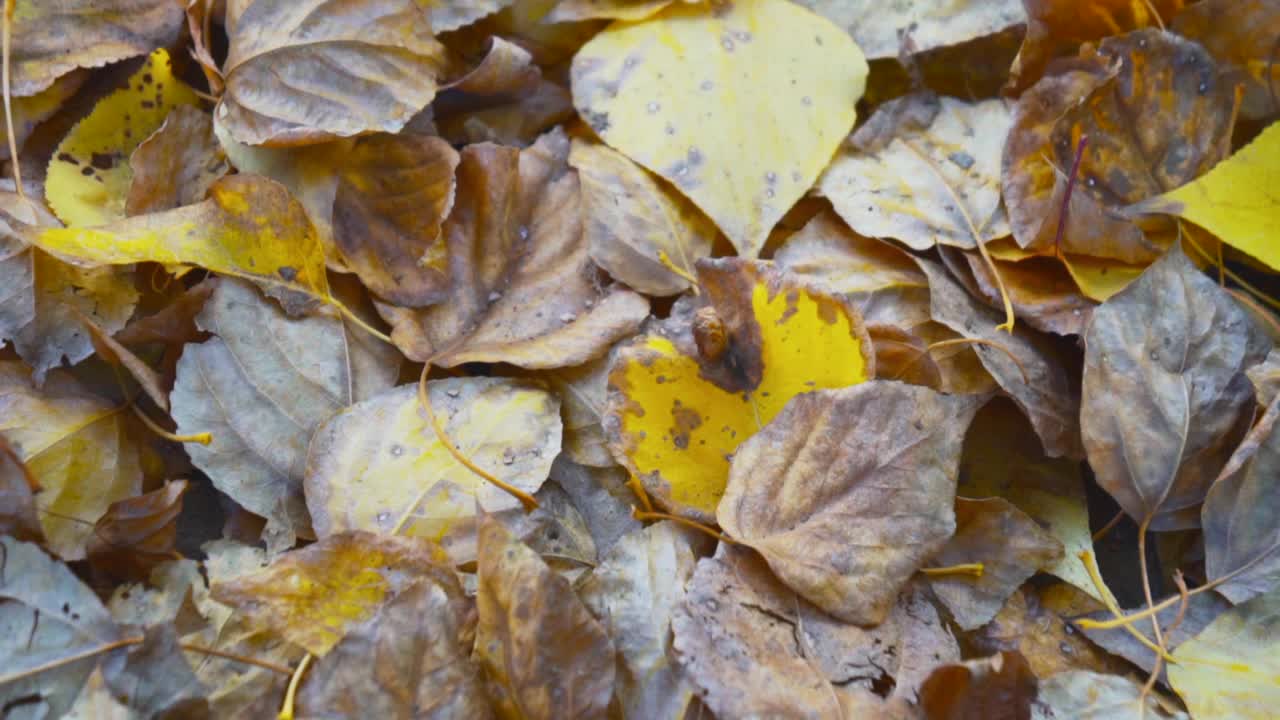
571;0;868;257
1135;121;1280;272
607;259;872;520
45;49;200;227
1169;587;1280;719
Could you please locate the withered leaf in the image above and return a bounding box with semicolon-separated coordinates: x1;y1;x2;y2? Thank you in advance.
1082;245;1270;530
126;105;230;216
917;651;1038;720
77;309;168;412
719;381;983;626
969;586;1123;680
99;624;208;719
87;480;188;583
475;513;615;720
211;531;452;657
1173;0;1280;120
955;248;1095;336
927;498;1064;631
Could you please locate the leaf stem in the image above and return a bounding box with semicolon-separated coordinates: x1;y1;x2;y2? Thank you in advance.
919;563;985;579
2;0;24;201
1076;550;1176;662
631;507;736;544
179;642;293;675
277;652;312;720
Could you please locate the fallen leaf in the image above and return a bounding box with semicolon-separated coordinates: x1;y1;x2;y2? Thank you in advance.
543;354;616;468
1032;670;1188;719
218;0;448;146
928;498;1064;630
304;379;560;542
1131;121;1280;273
579;522;707;720
115;280;216;348
211;531;452;656
1247;348;1280;407
428;0;517;32
1078;591;1230;684
64;668;133;720
474;513;615;720
44;49;201;227
297;576;490;720
98;625;208;718
379;131;650;368
87;480;188;583
8;0;183;97
1082;245;1270;530
126;105;230;216
570;138;715;296
956;249;1095;335
1169;585;1280;719
435;76;575;146
606;258;874;520
549;458;643;557
77;310;168;411
0;436;42;542
0;70;86;160
917;651;1038;720
170;278;398;552
819;96;1012;251
332;134;460;307
793;0;1024;59
1173;0;1280;120
969;586;1123;680
547;0;675;22
0;362;141;559
718;381;982;625
443;36;540;98
571;0;869;257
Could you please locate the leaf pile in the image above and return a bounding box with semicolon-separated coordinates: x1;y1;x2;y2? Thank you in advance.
2;0;1280;718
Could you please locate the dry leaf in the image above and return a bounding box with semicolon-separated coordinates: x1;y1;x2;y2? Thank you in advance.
1082;245;1270;530
719;381;982;625
956;249;1094;336
211;531;452;656
428;0;516;32
549;458;642;557
969;586;1123;680
474;513;615;720
77;310;168;412
98;624;208;718
543;354;615;468
1248;348;1280;407
87;480;188;583
794;0;1024;59
547;0;675;22
1173;0;1280;120
126;105;230;216
917;651;1038;720
571;0;868;257
1032;671;1188;719
171;278;398;552
0;70;86;160
1169;586;1280;719
218;0;448;146
0;436;42;542
1078;591;1230;684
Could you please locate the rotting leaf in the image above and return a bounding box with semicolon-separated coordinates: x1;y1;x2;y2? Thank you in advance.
571;0;869;257
474;513;615;720
793;0;1024;60
1168;586;1280;719
211;531;453;657
955;248;1095;336
606;258;874;521
1032;670;1188;719
719;381;983;625
87;480;188;583
917;650;1038;720
126;105;230;216
1082;245;1270;530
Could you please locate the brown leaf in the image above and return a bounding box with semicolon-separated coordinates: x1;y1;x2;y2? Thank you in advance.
436;78;575;147
218;0;448;146
126;105;230;216
379;130;649;368
87;480;188;583
211;531;452;656
297;576;491;720
1082;245;1270;530
427;0;516;33
77;309;168;411
870;324;945;389
1173;0;1280;120
474;513;615;720
917;651;1037;720
967;586;1123;680
9;0;183;97
115;281;216;348
443;36;541;97
927;498;1063;630
718;381;984;625
953;248;1095;336
332;134;460;307
0;436;43;543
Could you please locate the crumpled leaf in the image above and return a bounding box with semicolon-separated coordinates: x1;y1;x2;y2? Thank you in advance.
0;362;141;559
1132;121;1280;273
1082;245;1270;530
304;379;560;542
8;0;183;97
211;531;452;656
87;480;188;583
927;498;1064;630
1173;0;1280;120
719;381;982;625
297;575;490;720
579;522;707;720
1033;671;1188;719
126;105;230;216
1202;397;1280;603
571;0;868;257
332;134;460;307
171;279;398;553
474;513;615;720
793;0;1024;59
45;49;201;227
218;0;449;146
570;139;715;296
0;536;123;720
819;96;1012;251
0;436;42;542
379;131;649;368
917;651;1038;720
606;258;874;520
1169;586;1280;719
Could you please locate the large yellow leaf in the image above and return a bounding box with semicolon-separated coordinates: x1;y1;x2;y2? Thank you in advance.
571;0;868;257
1134;121;1280;272
45;49;200;227
606;259;872;520
1169;586;1280;718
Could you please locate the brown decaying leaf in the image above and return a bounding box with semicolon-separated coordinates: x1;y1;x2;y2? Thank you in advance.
87;480;188;582
297;575;491;720
379;130;649;368
211;531;452;657
77;309;168;411
719;381;984;626
917;650;1038;720
8;0;183;97
125;105;230;216
0;435;43;542
332;133;460;307
114;281;216;348
443;36;541;98
217;0;449;146
927;498;1064;631
870;324;946;389
474;513;615;720
435;77;575;147
967;585;1123;681
1082;245;1270;530
1173;0;1280;120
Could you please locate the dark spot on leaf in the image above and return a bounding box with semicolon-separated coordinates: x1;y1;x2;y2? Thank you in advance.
278;266;298;282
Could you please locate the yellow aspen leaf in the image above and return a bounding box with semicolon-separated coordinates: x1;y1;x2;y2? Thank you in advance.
1169;586;1280;719
606;259;873;521
1133;121;1280;273
45;49;200;227
571;0;868;257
